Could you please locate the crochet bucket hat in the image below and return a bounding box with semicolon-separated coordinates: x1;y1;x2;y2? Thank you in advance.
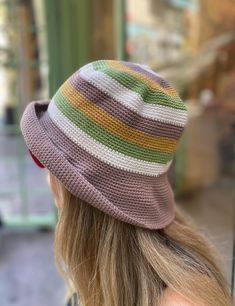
20;60;188;229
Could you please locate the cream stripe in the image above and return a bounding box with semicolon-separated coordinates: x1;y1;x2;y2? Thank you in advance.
79;64;187;127
48;99;172;177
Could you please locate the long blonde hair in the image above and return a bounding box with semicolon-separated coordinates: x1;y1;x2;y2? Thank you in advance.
50;173;232;306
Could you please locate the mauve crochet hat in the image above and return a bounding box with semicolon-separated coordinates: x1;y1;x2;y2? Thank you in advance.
20;60;188;229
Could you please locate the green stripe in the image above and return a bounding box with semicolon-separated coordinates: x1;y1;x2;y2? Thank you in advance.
53;91;173;164
92;60;186;111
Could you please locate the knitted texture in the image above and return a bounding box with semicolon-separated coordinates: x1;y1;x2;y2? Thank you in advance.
20;60;188;229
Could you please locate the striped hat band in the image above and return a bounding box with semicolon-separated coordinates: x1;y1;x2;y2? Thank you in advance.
20;60;188;229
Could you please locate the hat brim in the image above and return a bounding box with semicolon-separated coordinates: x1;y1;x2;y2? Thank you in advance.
20;100;175;229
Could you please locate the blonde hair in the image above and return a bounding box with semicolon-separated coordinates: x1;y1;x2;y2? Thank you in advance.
49;173;232;306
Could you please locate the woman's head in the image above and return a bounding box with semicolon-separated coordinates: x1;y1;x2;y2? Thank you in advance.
21;60;188;230
20;60;232;305
49;172;232;306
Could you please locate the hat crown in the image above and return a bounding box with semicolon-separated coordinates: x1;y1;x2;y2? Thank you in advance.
48;60;187;177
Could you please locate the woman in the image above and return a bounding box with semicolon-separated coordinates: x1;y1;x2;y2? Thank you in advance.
21;60;232;305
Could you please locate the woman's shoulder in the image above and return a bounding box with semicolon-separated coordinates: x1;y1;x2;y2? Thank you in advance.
160;287;198;306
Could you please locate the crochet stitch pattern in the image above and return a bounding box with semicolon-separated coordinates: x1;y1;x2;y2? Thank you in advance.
20;60;188;229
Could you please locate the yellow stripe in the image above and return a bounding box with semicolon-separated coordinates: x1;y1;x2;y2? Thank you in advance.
108;60;178;98
60;81;177;153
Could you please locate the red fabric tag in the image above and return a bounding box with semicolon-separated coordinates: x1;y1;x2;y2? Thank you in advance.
28;150;45;168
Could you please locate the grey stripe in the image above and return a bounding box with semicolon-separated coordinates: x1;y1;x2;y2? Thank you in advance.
123;61;172;89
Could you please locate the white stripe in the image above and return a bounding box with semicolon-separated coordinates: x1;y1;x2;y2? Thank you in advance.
79;64;187;127
48;100;172;177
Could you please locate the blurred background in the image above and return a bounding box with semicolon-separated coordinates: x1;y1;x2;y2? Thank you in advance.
0;0;234;305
